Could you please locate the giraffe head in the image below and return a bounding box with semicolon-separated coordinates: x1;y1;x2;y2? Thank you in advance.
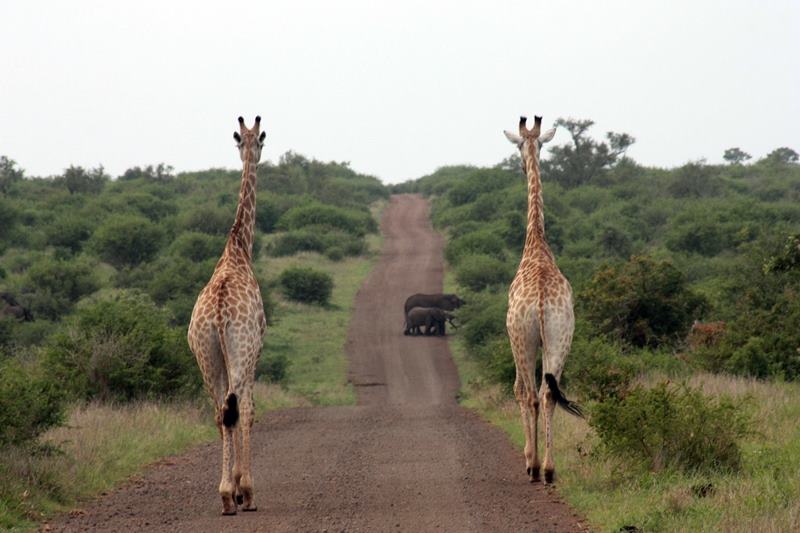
503;115;556;164
233;116;267;163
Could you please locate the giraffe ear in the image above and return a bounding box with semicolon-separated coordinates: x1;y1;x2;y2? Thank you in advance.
539;127;556;144
504;130;523;146
233;132;242;144
259;131;266;143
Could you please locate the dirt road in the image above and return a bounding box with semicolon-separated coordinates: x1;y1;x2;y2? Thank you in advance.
47;194;585;532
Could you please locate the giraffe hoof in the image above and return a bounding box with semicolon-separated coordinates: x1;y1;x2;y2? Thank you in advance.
241;505;258;512
544;469;555;484
221;509;237;516
527;466;541;482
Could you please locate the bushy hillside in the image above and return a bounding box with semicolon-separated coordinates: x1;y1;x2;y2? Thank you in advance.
394;121;800;385
0;152;387;436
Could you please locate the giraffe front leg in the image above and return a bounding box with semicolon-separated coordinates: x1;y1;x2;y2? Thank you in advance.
238;392;257;511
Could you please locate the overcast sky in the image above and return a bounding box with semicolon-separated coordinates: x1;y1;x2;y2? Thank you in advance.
1;1;798;184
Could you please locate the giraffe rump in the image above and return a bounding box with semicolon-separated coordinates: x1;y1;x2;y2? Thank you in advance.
544;373;584;419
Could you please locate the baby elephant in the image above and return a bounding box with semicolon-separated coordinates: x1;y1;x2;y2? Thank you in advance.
404;307;457;336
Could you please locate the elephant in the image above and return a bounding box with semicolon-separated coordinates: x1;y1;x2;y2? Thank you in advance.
403;293;465;317
404;307;458;336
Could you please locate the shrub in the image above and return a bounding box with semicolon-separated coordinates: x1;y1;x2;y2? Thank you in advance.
582;256;707;348
445;230;506;265
256;352;290;383
325;246;344;261
277;203;376;236
91;214;164;267
21;257;99;320
472;336;516;388
0;358;65;446
567;337;638;402
44;213;93;254
589;382;750;473
278;267;333;305
179;204;232;235
455;254;513;292
269;227;365;258
169;231;226;262
458;292;508;351
0;196;19;241
44;292;202;401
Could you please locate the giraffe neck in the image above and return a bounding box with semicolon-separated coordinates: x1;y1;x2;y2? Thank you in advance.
226;155;258;260
521;151;553;261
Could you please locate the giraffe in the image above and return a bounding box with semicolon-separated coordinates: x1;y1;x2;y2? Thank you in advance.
503;115;583;484
187;116;267;515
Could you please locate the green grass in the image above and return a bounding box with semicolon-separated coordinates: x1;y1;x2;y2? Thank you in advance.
0;200;385;530
258;202;384;405
446;266;800;531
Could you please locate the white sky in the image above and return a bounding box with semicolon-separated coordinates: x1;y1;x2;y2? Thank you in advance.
1;1;798;184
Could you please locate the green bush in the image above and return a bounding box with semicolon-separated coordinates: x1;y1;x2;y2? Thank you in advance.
582;256;707;348
21;257;99;320
0;358;65;446
458;292;508;351
277;202;376;236
445;230;506;265
455;254;513;292
269;227;365;257
44;213;93;254
256;352;290;383
179;204;232;235
169;231;226;262
590;382;750;473
567;337;638;402
325;246;344;261
472;336;516;387
43;292;202;401
278;267;333;305
91;214;164;267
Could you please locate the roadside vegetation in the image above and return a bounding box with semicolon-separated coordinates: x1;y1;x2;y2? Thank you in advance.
406;121;800;532
0;153;387;529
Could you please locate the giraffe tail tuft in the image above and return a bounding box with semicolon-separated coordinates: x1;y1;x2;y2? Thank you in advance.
544;373;584;419
222;392;239;427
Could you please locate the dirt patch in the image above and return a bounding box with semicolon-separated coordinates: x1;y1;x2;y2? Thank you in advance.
45;194;586;532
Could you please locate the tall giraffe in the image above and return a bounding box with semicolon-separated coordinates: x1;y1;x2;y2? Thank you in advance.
188;116;267;515
504;115;583;484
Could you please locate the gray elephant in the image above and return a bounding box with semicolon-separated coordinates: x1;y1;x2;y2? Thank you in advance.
404;307;458;336
404;292;464;317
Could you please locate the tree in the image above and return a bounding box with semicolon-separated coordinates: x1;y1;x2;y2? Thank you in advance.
91;214;164;267
120;163;175;181
762;147;799;165
723;147;751;165
582;256;707;348
22;257;100;319
0;155;24;194
765;234;800;273
541;118;636;188
60;165;109;194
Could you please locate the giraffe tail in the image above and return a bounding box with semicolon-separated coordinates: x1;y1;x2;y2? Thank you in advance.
544;373;584;419
222;392;239;427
